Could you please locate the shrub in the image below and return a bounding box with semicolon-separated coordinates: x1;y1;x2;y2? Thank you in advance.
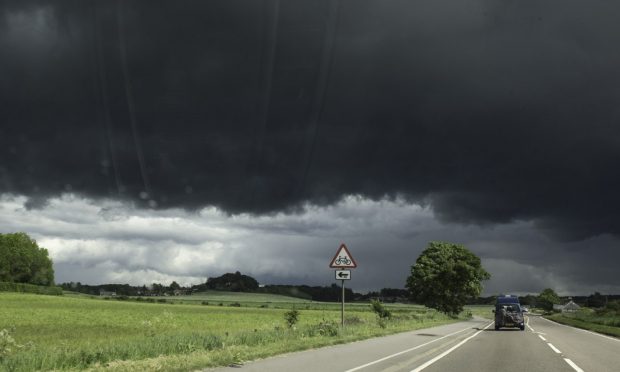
284;309;299;328
201;301;209;306
157;299;167;303
370;300;392;319
229;302;241;307
377;317;387;329
308;320;339;336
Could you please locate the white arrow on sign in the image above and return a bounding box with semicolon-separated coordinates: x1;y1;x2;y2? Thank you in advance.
335;270;351;280
329;243;357;268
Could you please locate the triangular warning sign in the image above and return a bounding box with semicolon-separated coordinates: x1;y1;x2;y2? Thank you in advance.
329;243;357;268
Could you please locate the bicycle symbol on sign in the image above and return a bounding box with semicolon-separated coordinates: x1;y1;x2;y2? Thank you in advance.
334;256;352;265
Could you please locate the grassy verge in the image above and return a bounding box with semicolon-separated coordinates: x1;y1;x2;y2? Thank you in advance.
0;293;470;371
545;309;620;338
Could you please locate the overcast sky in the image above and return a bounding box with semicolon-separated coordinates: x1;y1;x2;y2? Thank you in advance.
1;1;620;295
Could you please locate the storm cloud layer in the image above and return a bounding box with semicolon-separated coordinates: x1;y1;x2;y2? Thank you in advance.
1;1;620;293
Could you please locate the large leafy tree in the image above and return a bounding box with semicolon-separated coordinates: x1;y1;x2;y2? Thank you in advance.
537;288;561;311
206;271;259;292
406;241;490;316
0;232;55;286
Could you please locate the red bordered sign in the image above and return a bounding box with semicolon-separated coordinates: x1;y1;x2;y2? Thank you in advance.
329;243;357;268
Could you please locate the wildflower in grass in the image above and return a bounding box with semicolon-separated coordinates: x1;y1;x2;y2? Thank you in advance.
0;327;32;360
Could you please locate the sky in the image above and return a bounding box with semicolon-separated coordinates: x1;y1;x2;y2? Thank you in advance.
1;0;620;295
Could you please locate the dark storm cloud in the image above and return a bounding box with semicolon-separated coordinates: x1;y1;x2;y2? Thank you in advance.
2;0;620;241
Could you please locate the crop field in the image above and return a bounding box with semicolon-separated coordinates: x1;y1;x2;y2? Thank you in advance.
0;292;478;371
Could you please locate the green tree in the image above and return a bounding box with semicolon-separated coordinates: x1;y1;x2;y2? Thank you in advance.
537;288;561;311
206;271;259;292
0;232;54;286
406;241;490;316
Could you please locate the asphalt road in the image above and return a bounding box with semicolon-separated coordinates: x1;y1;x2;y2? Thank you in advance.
207;315;620;372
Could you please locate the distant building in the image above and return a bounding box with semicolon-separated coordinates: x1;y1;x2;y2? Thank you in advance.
553;300;581;313
562;300;580;313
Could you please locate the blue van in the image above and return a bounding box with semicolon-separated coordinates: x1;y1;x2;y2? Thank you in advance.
494;295;525;331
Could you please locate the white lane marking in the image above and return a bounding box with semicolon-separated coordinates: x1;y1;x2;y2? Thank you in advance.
538;335;547;342
540;316;620;342
526;316;536;332
547;343;562;354
564;358;585;372
409;322;493;372
343;324;481;372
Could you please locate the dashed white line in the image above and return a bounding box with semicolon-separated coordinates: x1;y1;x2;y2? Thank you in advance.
564;358;585;372
547;343;561;354
530;317;586;372
409;322;493;372
343;324;479;372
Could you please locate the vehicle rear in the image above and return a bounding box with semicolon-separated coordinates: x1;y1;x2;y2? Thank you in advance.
494;303;524;330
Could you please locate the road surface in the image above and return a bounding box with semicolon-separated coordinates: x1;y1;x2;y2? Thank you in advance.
206;315;619;372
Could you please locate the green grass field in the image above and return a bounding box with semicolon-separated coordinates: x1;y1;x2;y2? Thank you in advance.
0;292;483;371
546;308;620;338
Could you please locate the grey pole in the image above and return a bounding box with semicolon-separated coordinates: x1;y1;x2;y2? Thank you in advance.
341;279;345;327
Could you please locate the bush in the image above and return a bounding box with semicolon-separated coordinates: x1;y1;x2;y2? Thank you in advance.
284;309;299;328
308;320;339;336
0;282;62;296
370;300;392;319
229;302;241;307
201;301;209;306
606;300;620;312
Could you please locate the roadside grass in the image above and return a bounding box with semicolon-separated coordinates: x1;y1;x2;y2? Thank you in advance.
0;292;469;371
545;308;620;338
464;305;494;320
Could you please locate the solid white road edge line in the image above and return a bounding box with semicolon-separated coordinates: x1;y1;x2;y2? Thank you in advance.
538;335;547;341
564;358;585;372
547;343;561;354
409;322;493;372
540;316;620;342
343;324;479;372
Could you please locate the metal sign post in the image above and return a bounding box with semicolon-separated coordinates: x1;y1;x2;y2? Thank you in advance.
341;279;345;327
329;244;357;328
